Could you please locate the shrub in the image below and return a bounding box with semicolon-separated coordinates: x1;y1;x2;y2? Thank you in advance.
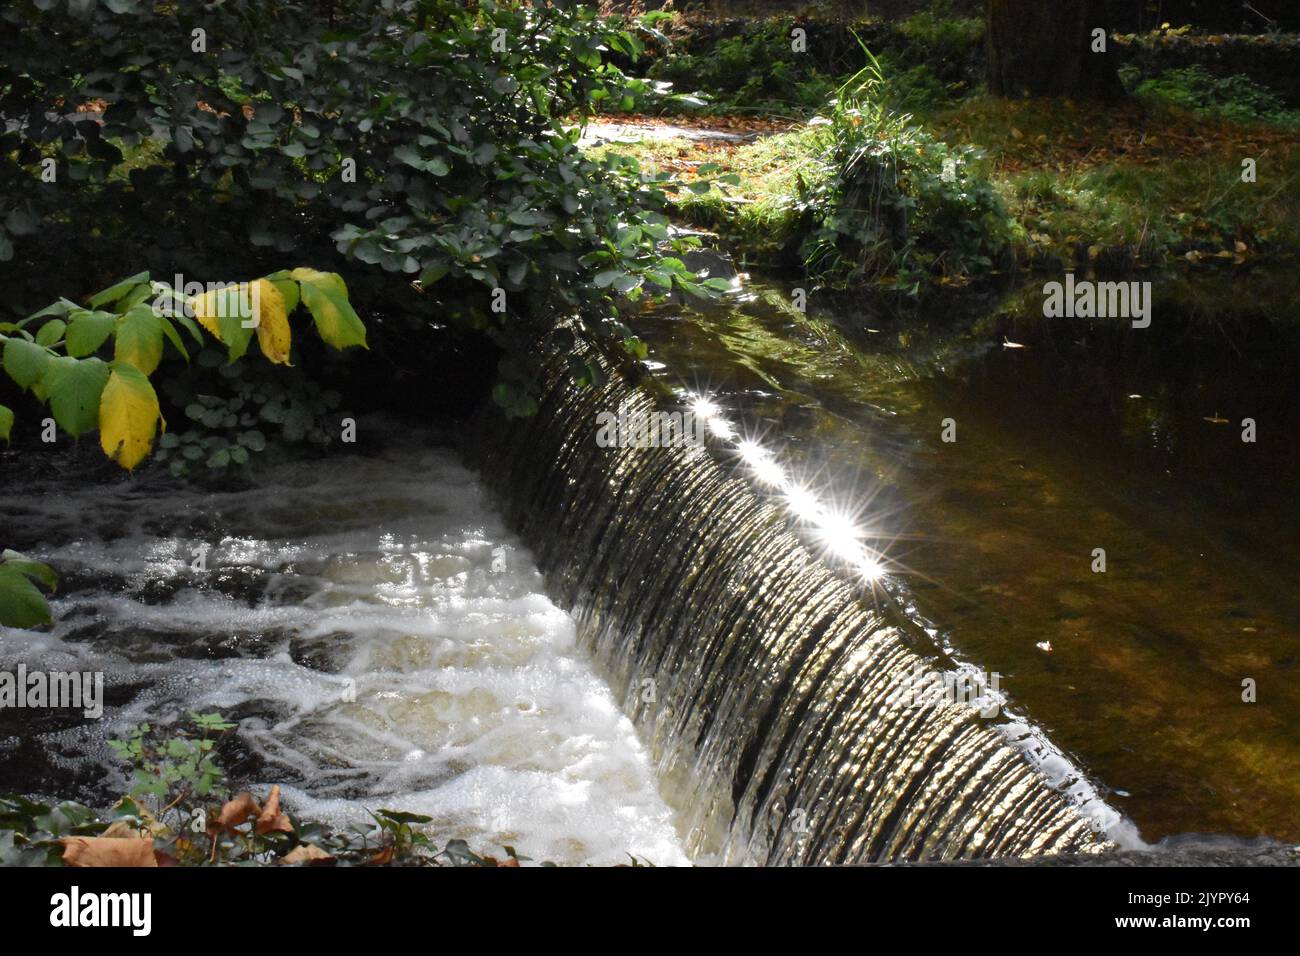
0;269;367;472
0;1;709;412
1128;66;1300;126
797;56;1012;290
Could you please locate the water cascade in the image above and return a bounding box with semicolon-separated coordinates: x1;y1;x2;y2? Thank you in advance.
477;357;1119;865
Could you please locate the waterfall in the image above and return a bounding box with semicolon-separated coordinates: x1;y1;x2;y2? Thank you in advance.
473;355;1114;865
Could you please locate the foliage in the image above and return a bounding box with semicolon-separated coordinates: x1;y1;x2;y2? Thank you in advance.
894;6;985;57
108;712;234;808
796;53;1012;290
0;549;56;629
1;711;558;866
646;19;838;113
928;94;1300;268
0;0;718;413
156;350;343;477
1;269;366;471
1127;66;1300;126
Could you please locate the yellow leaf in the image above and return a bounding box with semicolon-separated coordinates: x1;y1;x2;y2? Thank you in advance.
190;288;226;341
98;364;163;470
189;283;257;362
251;279;292;365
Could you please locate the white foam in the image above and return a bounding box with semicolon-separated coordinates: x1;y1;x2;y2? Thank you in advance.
0;444;688;866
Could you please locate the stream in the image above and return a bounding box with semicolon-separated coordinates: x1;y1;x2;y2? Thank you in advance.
0;437;687;866
2;265;1295;863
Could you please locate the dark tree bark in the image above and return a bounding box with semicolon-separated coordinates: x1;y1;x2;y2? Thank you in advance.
985;0;1126;99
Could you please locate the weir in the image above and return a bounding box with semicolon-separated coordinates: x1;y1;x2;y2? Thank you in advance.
475;354;1117;865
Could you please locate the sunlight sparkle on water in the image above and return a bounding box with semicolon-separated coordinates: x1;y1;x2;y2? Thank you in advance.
684;392;889;583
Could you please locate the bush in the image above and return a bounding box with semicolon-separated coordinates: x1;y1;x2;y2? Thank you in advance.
647;19;837;112
0;1;710;412
797;57;1012;290
1128;66;1300;126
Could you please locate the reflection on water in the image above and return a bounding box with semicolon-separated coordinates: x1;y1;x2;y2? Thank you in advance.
0;443;687;866
627;269;1300;843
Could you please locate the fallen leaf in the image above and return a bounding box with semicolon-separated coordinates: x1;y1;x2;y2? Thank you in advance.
283;844;334;865
1203;414;1229;424
100;819;140;839
211;791;261;834
62;836;158;867
255;785;293;836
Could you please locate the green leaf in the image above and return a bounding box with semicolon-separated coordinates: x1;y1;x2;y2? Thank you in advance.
3;338;50;391
114;305;164;374
65;310;118;357
0;566;52;629
0;404;12;442
1;550;58;591
87;271;149;310
267;278;299;316
25;299;80;323
35;319;66;347
43;356;110;437
289;269;367;350
156;315;190;362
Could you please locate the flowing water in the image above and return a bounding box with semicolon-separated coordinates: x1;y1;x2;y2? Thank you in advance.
0;440;687;866
476;356;1118;865
605;267;1300;846
4;267;1292;866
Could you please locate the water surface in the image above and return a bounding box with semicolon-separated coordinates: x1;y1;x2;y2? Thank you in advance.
0;439;687;866
626;268;1300;843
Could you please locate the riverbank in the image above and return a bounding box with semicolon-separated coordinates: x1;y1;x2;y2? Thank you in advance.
585;14;1299;291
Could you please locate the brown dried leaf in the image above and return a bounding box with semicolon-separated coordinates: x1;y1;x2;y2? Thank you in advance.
210;791;261;834
255;784;293;836
61;836;158;868
283;844;335;865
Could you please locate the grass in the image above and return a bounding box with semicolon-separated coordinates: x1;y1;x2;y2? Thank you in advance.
592;11;1300;287
588;125;832;266
929;95;1300;267
585;89;1300;281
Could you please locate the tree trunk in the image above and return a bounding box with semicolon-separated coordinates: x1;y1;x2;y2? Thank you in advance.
985;0;1126;99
